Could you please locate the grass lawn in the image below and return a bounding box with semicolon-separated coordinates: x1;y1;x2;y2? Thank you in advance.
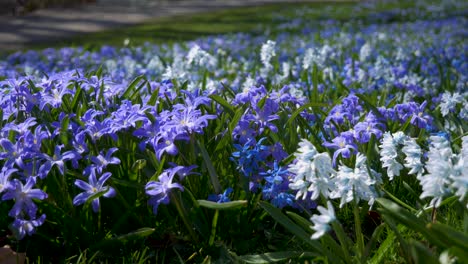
24;0;420;51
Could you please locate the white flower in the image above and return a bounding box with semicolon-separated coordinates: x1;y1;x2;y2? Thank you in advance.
289;139;335;200
449;136;468;208
296;138;318;161
359;42;372;62
260;40;276;70
330;153;380;208
401;137;424;177
380;132;404;180
307;153;335;200
419;135;454;208
186;45;217;70
439;92;464;116
310;201;336;240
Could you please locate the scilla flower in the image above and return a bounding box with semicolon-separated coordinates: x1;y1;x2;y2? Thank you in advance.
289;139;335;201
419;135;454;208
330;153;380;208
73;169;116;213
310;201;336;240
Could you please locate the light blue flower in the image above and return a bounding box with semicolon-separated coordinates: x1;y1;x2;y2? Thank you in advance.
310;201;336;240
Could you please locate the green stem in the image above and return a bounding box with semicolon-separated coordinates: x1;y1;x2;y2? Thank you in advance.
209;210;219;246
382;188;417;213
331;221;352;264
171;192;199;244
353;201;365;261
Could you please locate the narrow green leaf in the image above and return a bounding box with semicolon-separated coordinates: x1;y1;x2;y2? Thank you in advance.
258;201;322;253
209;94;235;116
122;75;145;99
364;224;385;261
131;159;147;172
197;200;247;210
409;240;439;264
376;198;444;248
286;102;327;127
285;211;312;232
239;251;319;263
426;222;468;252
114;227;155;242
71;84;82;113
197;140;222;193
369;228;395;264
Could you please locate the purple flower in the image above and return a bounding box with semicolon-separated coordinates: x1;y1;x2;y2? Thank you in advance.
83;119;111;142
168;163;199;180
145;168;184;214
73;169;116;213
12;214;46;240
0;167;17;194
353;121;383;143
231;138;268;177
323;132;357;166
72;131;89;154
39;145;80;178
168;106;216;135
246;98;280;134
269;142;288;161
232;119;257;145
410;101;433;129
2;177;48;218
23;125;50;154
0;138;24;167
90;147;120;174
105;100;148;134
39;84;74;110
2;117;37;136
153;128;179;160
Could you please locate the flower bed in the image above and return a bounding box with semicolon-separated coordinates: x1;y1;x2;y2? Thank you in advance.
0;0;467;262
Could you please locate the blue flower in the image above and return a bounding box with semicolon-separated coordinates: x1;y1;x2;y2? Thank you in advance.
38;145;80;178
89;147;120;174
73;169;116;213
145;168;184;214
231;138;268;177
208;187;233;203
2;177;48;218
323;132;357;166
0;167;16;194
12;214;46;240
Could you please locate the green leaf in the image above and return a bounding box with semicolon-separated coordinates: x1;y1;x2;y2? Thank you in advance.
113;227;155;242
409;240;439;264
209;94;235;116
197;200;247;210
258;201;322;253
364;224;385;261
369;228;395;264
131;159;147;172
286;102;327;127
70;84;83;113
426;222;468;252
355;93;384;120
285;211;312;232
60;115;70;145
376;198;444;248
91;228;155;251
197;140;222;193
239;251;319;263
122;75;146;100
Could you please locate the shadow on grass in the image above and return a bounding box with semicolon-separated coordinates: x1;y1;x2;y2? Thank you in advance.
27;2;357;51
